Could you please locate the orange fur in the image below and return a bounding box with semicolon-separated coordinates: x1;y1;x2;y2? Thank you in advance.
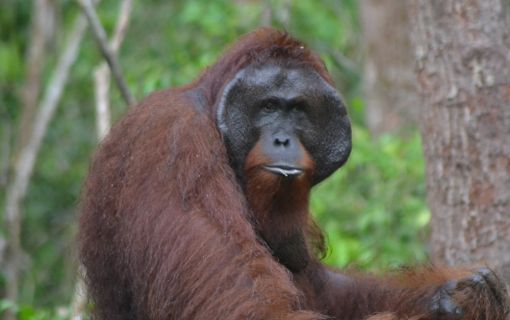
79;28;509;320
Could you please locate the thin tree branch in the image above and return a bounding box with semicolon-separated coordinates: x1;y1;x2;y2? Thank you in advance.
281;0;291;29
261;0;272;26
110;0;132;52
328;49;359;74
76;0;135;106
2;14;88;320
94;66;111;140
71;266;88;320
71;1;133;318
93;0;133;140
17;0;55;153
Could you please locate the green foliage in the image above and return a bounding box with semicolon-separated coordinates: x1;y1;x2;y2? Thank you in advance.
0;0;30;119
0;300;81;320
312;127;429;269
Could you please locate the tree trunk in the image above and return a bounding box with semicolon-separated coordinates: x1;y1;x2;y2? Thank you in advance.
408;0;510;283
360;0;420;135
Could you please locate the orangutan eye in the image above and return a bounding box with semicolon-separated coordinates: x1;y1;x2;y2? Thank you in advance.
262;98;279;113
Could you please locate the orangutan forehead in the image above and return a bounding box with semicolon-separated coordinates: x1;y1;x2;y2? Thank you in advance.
238;64;322;88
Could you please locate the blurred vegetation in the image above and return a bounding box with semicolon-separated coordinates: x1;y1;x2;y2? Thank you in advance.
0;0;429;317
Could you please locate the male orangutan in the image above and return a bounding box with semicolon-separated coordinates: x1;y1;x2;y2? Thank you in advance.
79;28;509;320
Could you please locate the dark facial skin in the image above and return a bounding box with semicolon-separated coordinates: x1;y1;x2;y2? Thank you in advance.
217;63;352;184
216;63;351;271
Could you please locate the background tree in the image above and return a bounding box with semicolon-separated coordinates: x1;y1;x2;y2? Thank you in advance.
408;0;510;282
360;0;420;136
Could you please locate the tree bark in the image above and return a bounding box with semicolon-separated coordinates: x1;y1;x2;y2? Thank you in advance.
360;0;420;135
408;0;510;283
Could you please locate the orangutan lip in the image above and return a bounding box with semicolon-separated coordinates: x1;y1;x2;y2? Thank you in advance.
263;165;304;177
